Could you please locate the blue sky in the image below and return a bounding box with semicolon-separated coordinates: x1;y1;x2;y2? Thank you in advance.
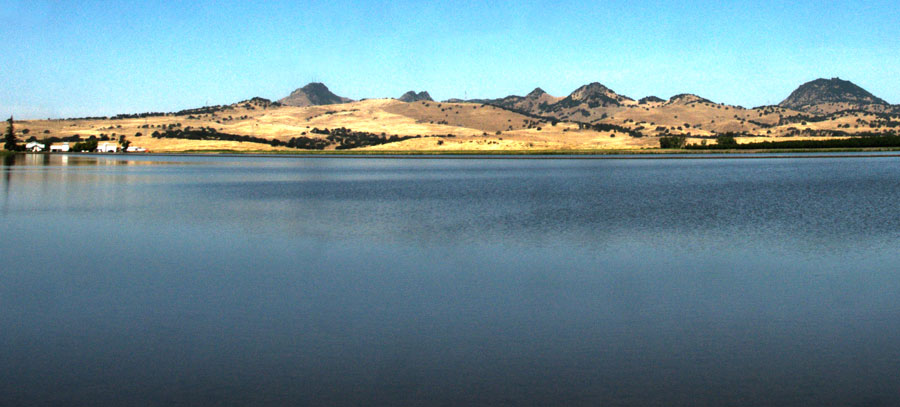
3;0;899;118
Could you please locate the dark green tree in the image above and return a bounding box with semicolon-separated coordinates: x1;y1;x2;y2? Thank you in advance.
659;135;687;149
716;133;738;147
72;138;98;152
120;135;131;152
4;116;18;151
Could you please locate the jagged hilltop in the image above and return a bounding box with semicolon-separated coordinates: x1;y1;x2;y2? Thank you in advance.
278;83;353;107
476;87;562;115
461;82;635;122
561;82;632;107
398;91;433;102
537;82;636;122
779;78;889;113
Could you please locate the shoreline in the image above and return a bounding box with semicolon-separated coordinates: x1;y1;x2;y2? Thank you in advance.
132;146;900;157
144;146;900;156
13;147;900;160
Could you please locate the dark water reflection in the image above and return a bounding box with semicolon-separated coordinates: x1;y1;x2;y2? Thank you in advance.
2;154;900;406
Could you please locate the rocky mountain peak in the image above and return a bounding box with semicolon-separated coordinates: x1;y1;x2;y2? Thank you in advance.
568;82;616;101
398;91;433;103
278;82;353;107
526;87;547;99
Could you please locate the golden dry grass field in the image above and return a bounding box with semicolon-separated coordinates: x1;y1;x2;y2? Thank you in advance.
9;97;896;153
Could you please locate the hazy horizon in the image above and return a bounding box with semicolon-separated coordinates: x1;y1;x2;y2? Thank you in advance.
3;0;899;119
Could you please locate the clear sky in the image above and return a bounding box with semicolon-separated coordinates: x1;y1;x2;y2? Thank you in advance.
3;0;899;118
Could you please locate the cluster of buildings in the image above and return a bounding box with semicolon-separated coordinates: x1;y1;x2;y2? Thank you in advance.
24;142;147;153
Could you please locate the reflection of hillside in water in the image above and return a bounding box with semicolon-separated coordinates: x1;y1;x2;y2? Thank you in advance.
6;155;900;259
132;156;900;260
0;154;225;216
5;154;900;258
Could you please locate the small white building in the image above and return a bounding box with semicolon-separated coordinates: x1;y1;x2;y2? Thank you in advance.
126;146;148;153
25;142;46;152
49;143;70;152
97;142;119;153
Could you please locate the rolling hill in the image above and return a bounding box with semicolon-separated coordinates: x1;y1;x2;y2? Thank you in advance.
7;79;899;152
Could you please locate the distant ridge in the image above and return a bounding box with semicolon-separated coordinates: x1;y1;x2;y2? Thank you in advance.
666;94;713;105
398;91;433;102
449;82;634;122
639;96;664;104
562;82;632;106
779;78;888;112
278;82;353;107
400;78;895;120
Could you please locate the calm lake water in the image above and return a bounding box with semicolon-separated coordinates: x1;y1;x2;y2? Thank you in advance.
2;153;900;406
